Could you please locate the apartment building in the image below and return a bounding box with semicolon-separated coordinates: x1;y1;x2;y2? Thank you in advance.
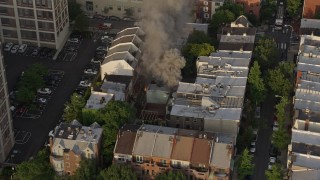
100;27;144;101
302;0;320;19
194;0;225;22
287;34;320;179
0;43;14;163
234;0;261;18
113;124;234;180
0;0;69;49
49;120;102;175
76;0;142;19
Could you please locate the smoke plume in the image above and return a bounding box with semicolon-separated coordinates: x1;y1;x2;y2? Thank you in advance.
140;0;192;88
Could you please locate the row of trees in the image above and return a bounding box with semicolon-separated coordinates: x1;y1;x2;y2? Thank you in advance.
68;1;89;32
16;63;48;105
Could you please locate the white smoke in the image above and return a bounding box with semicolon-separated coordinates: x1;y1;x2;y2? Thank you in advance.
140;0;192;88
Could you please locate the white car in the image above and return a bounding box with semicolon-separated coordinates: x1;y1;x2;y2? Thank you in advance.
96;46;107;51
18;44;28;54
38;98;47;103
253;129;258;142
101;36;113;42
37;88;52;95
67;38;80;44
91;58;101;64
84;69;98;75
250;141;256;153
10;45;20;54
4;42;13;52
270;157;276;163
273;121;279;131
79;81;91;87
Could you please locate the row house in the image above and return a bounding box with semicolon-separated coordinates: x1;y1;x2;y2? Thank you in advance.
302;0;320;19
194;0;225;22
100;27;144;101
288;34;320;180
49;120;103;175
113;124;234;180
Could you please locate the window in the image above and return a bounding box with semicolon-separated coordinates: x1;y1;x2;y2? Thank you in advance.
118;156;125;161
152;170;155;175
215;2;220;6
117;6;121;11
146;170;149;175
136;155;143;163
142;170;145;174
65;154;69;160
193;119;197;123
137;8;141;13
109;6;113;10
160;159;166;165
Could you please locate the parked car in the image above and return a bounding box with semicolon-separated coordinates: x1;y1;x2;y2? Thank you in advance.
38;97;47;104
108;16;120;21
269;145;279;156
123;17;135;21
18;44;28;54
268;157;276;169
273;121;279;131
67;38;80;44
249;141;256;153
96;46;107;51
37;88;52;95
101;35;113;41
84;69;98;75
253;129;258;142
10;45;20;54
32;48;40;56
4;42;13;52
91;58;101;64
79;81;91;87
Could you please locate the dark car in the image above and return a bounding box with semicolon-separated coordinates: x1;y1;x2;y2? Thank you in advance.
47;49;56;58
108;16;120;21
269;144;280;157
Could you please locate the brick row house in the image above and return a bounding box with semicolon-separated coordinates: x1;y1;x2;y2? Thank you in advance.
113;124;234;180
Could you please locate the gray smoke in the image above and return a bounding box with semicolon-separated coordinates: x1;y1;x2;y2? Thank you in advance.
140;0;192;88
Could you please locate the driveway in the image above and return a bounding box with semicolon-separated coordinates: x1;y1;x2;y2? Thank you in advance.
4;39;97;163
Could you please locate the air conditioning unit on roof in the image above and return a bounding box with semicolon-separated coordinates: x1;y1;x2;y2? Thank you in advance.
203;7;208;12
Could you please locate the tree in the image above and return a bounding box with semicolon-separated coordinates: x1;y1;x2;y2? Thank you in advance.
275;97;289;126
236;127;254;152
187;30;213;44
248;61;266;104
209;9;235;34
155;171;185;180
63;93;85;122
315;11;320;19
124;8;134;17
287;0;301;18
15;86;36;105
237;149;254;180
216;0;244;17
98;164;137;180
14;150;55;180
272;128;290;150
265;163;283;180
74;12;89;32
68;1;82;21
253;37;278;69
71;159;98;180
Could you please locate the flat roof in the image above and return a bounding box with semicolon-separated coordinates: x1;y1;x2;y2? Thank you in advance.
210;50;252;59
297;109;320;122
292;142;320;157
170;104;242;120
116;27;144;39
291;169;320;180
292;129;320;146
100;80;126;101
197;56;251;67
85;91;114;110
171;136;194;161
297;63;320;74
190;138;213;165
220;35;255;44
219;27;256;36
292;152;320;169
218;42;254;51
152;126;178;158
295;89;320;104
132;126;160;157
301;19;320;29
294;99;320;112
195;76;247;86
210;142;232;169
114;131;136;155
108;43;139;56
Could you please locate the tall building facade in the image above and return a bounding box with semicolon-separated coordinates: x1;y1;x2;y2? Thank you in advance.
0;43;14;163
0;0;69;49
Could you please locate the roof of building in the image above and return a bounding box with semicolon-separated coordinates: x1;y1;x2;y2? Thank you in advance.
132;125;159;157
218;42;255;51
297;109;320;123
100;79;126;101
197;56;250;67
185;23;208;34
211;50;252;59
292;129;320;146
114;130;137;155
219;27;256;36
116;27;144;39
231;15;253;28
294;99;320;112
108;43;139;56
111;34;142;47
292;142;320;157
84;91;114;110
195;76;247;86
171;136;194;161
190;138;213;165
302;0;320;18
292;152;320;170
291;169;320;180
152;127;177;158
210;142;232;169
170;104;242;120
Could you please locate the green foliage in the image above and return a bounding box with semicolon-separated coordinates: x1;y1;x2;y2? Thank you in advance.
187;30;211;44
236;127;253;153
248;61;266;104
216;0;244;17
63;93;86;122
0;167;14;180
237;149;254;180
68;1;82;21
98;164;137;180
74;12;89;32
155;171;185;180
266;62;294;97
16;86;36;105
265;163;283;180
272;128;290;150
246;13;257;26
287;0;301;18
14;150;55;180
253;37;278;68
209;10;235;34
315;11;320;19
71;159;98;180
275;97;289;126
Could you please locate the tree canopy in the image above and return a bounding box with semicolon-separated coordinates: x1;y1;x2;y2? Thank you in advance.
209;10;235;34
265;163;283;180
68;1;82;21
237;148;254;180
253;37;278;69
248;61;266;105
287;0;301;18
71;159;99;180
98;164;137;180
14;150;55;180
74;13;89;32
272;128;290;150
155;171;185;180
63;93;86;122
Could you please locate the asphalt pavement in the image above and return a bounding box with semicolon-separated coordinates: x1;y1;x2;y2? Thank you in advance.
4;39;97;163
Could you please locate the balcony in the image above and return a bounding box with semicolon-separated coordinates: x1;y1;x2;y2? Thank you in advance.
191;166;209;173
156;162;169;168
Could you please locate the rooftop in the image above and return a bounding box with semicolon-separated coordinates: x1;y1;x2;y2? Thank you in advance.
301;19;320;30
219;27;256;36
102;52;138;69
210;142;232;169
100;79;126;101
211;50;252;59
115;27;144;40
292;142;320;157
291;169;320;180
218;42;255;51
190;138;213;165
111;34;142;47
297;109;320;122
152;127;178;159
294;99;320;113
107;43;140;57
84;91;114;110
291;152;320;170
170;136;194;161
170;104;242;120
114;130;137;155
292;129;320;146
231;15;253;28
